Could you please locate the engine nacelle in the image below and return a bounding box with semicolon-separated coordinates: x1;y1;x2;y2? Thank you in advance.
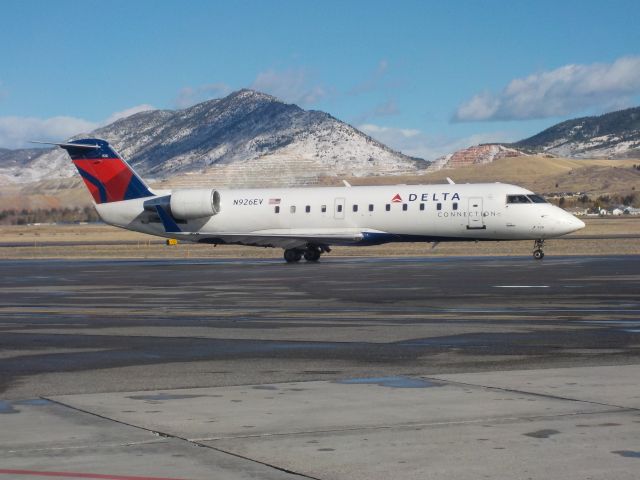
170;189;221;220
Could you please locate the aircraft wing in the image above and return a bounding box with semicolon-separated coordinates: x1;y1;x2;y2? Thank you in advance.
185;228;377;249
150;205;385;248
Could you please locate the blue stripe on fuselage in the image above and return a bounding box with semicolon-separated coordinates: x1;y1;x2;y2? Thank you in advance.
155;205;182;233
359;232;497;244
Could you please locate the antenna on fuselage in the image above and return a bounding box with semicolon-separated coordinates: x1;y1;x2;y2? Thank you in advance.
342;180;352;187
446;177;455;184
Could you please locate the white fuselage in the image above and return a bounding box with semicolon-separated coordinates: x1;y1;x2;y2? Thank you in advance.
96;182;585;248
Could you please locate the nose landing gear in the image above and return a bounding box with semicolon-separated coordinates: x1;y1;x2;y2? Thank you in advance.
533;239;545;260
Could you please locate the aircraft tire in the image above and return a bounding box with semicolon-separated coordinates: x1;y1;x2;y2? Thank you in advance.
284;249;302;263
533;249;544;260
303;247;321;262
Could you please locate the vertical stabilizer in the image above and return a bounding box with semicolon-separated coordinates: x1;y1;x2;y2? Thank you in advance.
57;139;154;204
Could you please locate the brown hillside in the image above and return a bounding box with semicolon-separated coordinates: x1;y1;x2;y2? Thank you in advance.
338;156;640;197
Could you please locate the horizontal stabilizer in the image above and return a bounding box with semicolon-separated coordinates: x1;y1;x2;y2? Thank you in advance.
30;141;99;150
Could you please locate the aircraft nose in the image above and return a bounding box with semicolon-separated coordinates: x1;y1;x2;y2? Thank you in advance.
553;211;585;235
571;216;586;231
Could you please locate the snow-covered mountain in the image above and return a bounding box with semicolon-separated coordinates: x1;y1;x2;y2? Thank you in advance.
512;106;640;159
0;89;427;187
429;107;640;170
0;147;48;184
7;94;637;192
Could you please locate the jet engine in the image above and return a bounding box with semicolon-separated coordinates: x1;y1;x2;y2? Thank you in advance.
170;189;221;220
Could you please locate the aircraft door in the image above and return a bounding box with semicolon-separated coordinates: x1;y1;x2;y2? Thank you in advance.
467;197;485;229
334;197;345;219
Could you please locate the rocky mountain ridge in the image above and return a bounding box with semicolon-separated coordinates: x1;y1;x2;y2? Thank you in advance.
429;106;640;171
3;97;639;185
511;106;640;159
0;90;427;188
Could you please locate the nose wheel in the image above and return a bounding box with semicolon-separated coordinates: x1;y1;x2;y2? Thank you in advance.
533;239;545;260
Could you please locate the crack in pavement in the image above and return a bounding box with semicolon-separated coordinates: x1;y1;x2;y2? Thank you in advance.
41;396;320;480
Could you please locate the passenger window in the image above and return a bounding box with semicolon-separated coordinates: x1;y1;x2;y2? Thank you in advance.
321;205;327;213
437;203;442;211
337;204;343;213
385;204;391;211
274;206;280;214
453;202;458;210
419;203;425;211
353;204;358;212
290;206;296;213
369;204;374;212
305;205;311;213
507;195;531;204
402;204;408;211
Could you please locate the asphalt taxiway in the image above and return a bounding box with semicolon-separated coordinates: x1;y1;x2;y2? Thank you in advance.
0;255;639;479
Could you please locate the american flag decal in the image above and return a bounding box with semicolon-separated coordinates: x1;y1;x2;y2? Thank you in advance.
269;198;281;205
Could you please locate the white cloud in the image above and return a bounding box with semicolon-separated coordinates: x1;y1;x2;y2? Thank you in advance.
104;104;155;124
0;104;158;149
175;83;232;108
454;56;640;122
0;116;97;149
359;123;514;161
250;68;326;105
360;123;420;139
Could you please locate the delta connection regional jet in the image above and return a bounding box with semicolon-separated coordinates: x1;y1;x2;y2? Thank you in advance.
45;138;585;262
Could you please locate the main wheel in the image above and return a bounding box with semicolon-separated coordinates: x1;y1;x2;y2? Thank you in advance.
533;249;544;260
284;249;302;263
303;247;321;262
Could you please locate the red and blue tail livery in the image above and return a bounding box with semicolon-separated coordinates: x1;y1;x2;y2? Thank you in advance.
58;139;153;204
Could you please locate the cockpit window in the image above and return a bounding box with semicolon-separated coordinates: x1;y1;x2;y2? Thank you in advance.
527;194;548;203
506;195;531;204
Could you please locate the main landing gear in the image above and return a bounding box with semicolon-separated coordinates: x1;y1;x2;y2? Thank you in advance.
283;249;302;263
533;239;545;260
284;245;327;263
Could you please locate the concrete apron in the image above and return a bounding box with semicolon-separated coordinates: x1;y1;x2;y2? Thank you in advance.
0;365;638;480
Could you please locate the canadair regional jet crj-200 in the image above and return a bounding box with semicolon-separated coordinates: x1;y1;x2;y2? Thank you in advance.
46;138;585;262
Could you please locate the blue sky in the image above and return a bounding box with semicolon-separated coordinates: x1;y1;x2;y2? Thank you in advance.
1;0;640;159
